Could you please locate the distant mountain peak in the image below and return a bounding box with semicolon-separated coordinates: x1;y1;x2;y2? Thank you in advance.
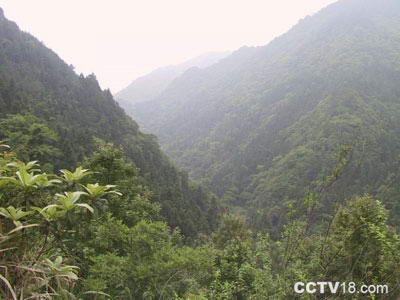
114;51;230;108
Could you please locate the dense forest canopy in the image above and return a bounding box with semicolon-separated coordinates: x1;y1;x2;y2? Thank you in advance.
2;0;400;298
131;0;400;231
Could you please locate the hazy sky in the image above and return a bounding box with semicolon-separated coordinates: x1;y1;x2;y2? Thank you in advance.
1;0;337;93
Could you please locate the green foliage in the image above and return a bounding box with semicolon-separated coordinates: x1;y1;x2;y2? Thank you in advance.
324;195;400;287
203;195;400;299
0;142;212;299
130;0;400;234
209;215;255;299
51;191;94;213
83;220;215;299
0;206;34;226
0;12;219;237
0;114;61;168
0;144;95;298
1;160;61;189
82;183;122;198
2;2;400;298
60;166;93;185
0;144;218;299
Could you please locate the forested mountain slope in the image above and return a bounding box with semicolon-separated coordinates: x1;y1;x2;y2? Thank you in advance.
3;3;400;299
0;7;218;236
133;0;400;227
115;51;229;119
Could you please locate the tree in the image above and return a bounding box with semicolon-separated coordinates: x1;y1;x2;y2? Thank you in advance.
322;195;400;297
0;114;61;170
0;143;119;298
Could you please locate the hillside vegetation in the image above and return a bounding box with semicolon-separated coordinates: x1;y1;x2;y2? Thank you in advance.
0;8;218;237
2;1;400;298
133;0;400;231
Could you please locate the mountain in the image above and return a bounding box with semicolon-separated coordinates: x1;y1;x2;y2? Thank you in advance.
132;0;400;229
0;7;218;236
4;3;400;299
115;51;230;120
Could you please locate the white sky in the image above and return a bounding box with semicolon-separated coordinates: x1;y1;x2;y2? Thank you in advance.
1;0;336;93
